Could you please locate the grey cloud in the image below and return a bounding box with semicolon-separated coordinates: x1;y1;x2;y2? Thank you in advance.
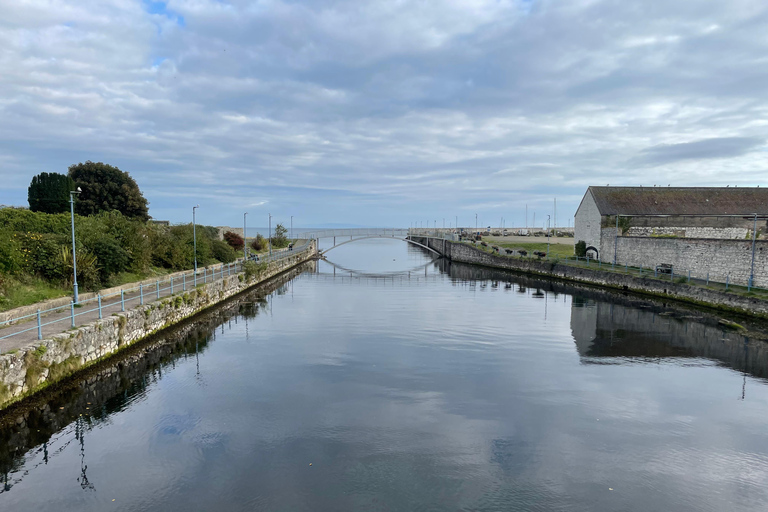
632;137;765;167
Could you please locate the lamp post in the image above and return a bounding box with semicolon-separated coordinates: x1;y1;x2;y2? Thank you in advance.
546;215;551;258
69;187;82;303
243;212;248;261
475;213;478;237
291;215;293;241
193;205;200;273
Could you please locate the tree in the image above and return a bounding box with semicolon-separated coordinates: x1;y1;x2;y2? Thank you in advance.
271;223;289;248
223;231;244;251
28;172;74;214
68;161;149;221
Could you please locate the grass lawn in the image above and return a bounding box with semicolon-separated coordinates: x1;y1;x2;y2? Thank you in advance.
491;241;574;258
0;275;69;312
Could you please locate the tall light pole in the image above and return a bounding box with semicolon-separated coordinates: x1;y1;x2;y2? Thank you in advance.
243;212;248;261
193;204;200;272
475;213;478;236
69;187;82;303
291;215;293;241
546;215;551;258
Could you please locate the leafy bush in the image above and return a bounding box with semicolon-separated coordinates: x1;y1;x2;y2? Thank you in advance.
0;208;71;234
92;237;131;282
251;233;267;251
223;231;244;251
575;240;587;258
0;230;23;274
211;240;237;263
18;233;68;281
60;247;100;290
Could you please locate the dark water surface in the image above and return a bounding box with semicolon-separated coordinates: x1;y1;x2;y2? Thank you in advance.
3;239;768;511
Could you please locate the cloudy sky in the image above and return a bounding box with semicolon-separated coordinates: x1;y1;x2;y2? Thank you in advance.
1;0;767;228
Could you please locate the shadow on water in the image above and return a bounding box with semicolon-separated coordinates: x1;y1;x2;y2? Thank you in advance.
0;261;315;491
438;258;768;379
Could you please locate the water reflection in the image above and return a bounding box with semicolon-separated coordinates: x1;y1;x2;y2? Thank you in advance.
0;262;311;493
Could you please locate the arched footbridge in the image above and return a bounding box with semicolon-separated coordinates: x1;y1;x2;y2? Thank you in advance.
299;229;441;256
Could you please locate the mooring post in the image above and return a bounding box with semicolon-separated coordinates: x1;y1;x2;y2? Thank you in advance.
37;309;42;340
140;283;144;305
121;290;125;311
98;294;102;319
70;301;75;328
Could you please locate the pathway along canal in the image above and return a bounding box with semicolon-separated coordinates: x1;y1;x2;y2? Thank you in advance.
2;238;768;511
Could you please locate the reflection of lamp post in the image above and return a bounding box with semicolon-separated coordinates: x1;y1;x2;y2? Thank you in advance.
69;187;82;303
243;212;248;261
193;205;200;272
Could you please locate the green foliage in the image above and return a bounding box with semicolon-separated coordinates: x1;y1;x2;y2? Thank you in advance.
18;233;68;281
243;261;267;281
28;172;75;214
575;240;587;258
223;231;244;251
211;240;237;263
60;247;100;290
91;237;131;282
0;230;23;274
68;161;150;221
0;208;70;234
271;223;289;248
618;216;632;235
251;233;267;251
0;274;68;312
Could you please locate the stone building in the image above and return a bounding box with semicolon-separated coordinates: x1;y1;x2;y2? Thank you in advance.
574;186;768;286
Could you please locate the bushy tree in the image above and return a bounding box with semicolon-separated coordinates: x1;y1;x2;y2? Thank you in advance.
211;240;237;263
28;172;75;214
223;231;244;251
271;223;289;248
68;161;150;221
91;237;131;282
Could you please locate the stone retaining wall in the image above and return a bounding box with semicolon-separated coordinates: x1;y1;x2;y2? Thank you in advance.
411;236;768;318
0;243;316;408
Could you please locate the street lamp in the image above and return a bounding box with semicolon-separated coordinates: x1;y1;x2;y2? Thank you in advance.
243;212;248;261
291;215;293;241
69;187;82;303
193;205;200;273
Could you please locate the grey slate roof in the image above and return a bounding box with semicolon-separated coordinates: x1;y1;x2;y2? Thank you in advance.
588;186;768;216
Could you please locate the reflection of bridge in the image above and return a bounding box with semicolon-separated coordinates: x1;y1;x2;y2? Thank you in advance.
300;228;441;256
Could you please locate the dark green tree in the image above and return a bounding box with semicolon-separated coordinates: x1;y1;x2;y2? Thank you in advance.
575;240;587;258
68;161;150;221
28;172;74;214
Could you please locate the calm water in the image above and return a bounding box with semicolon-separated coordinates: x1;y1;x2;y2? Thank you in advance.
2;239;768;511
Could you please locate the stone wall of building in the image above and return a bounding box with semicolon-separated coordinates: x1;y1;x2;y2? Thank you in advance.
410;236;768;318
626;226;749;239
0;243;316;409
599;230;768;287
574;190;602;255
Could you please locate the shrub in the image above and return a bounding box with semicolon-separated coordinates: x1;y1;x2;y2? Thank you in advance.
18;233;68;281
251;233;267;251
223;231;244;251
211;240;237;263
575;240;587;258
92;237;131;282
60;247;100;290
0;230;23;274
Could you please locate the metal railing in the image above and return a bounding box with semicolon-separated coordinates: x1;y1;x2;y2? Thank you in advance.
0;241;314;343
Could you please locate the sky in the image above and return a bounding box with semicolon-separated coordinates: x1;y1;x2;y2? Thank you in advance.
1;0;767;229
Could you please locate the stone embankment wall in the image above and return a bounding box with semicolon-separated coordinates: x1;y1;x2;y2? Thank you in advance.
411;236;768;318
599;228;768;287
0;243;316;409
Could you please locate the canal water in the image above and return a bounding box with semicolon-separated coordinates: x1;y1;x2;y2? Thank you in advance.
2;239;768;511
